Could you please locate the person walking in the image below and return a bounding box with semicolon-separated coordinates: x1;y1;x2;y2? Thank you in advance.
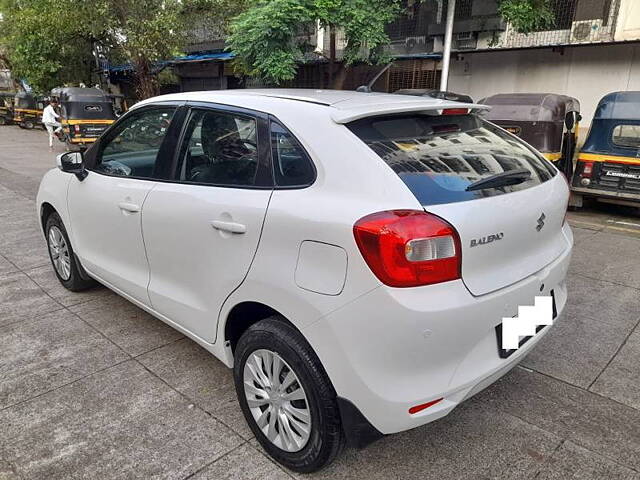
42;99;63;152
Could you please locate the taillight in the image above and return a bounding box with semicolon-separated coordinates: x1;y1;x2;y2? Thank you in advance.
442;108;469;115
74;124;81;133
580;161;594;178
353;210;461;288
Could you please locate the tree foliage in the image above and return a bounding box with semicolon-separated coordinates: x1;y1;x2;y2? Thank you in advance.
228;0;402;85
498;0;554;33
0;0;97;93
0;0;247;97
229;0;556;86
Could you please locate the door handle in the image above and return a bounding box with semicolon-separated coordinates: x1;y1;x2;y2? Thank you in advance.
118;201;140;213
211;220;246;234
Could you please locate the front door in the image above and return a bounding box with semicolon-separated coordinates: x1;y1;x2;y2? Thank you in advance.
68;106;179;304
142;106;273;341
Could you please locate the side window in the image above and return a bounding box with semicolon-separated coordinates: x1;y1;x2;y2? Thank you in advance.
612;124;640;149
94;107;175;178
270;122;315;187
177;109;259;187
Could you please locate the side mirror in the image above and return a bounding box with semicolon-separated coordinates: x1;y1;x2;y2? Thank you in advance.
56;151;88;181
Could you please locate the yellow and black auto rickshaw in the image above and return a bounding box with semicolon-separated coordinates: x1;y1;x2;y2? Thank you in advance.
13;92;46;129
51;87;117;148
481;93;581;179
0;92;15;125
571;91;640;208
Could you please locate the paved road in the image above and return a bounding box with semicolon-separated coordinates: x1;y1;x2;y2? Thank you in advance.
1;126;639;480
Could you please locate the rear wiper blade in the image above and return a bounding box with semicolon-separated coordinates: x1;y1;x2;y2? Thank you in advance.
465;168;531;192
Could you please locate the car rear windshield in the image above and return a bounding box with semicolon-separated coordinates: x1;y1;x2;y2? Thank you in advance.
347;113;556;206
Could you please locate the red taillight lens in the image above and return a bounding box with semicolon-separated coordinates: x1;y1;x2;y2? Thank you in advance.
353;210;461;288
580;160;594;178
74;124;81;133
442;108;469;115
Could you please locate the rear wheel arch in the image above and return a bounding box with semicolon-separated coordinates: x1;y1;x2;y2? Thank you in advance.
224;301;282;353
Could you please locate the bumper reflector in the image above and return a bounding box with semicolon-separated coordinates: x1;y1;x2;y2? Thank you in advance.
409;398;443;414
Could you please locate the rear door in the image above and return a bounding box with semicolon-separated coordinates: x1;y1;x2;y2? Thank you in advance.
141;104;273;341
347;113;570;296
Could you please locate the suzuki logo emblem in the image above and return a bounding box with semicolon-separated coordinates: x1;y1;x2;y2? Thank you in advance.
536;213;546;232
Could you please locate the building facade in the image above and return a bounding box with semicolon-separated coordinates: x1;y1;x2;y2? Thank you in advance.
161;0;640;131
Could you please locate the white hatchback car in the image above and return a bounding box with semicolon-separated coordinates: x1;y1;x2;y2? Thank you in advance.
37;89;572;472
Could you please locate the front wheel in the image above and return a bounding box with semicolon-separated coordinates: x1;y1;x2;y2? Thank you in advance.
22;120;34;129
45;212;97;291
234;317;344;472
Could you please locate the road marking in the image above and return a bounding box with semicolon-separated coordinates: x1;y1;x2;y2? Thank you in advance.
569;220;640;235
606;219;640;228
604;225;640;234
568;220;604;229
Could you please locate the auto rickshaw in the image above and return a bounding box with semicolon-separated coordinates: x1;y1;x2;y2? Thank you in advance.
51;87;117;148
0;92;15;125
480;93;581;179
571;91;640;208
13;92;46;129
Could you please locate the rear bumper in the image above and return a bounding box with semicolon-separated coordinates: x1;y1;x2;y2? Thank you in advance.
572;186;640;203
304;224;573;436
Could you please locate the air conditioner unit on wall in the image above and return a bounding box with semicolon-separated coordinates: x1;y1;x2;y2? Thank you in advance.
454;32;477;50
570;19;604;43
404;36;427;53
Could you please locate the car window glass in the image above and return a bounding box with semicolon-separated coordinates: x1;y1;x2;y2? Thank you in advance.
94;107;175;178
348;114;555;207
177;109;259;186
271;122;315;186
612;124;640;149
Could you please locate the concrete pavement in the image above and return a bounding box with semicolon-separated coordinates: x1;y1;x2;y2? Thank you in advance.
1;126;639;479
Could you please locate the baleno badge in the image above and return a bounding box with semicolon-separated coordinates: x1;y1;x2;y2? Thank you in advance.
470;232;504;248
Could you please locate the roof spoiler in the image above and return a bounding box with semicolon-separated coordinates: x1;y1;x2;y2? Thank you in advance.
331;102;491;124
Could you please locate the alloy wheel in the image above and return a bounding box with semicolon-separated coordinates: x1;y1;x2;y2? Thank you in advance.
48;226;71;280
243;349;312;452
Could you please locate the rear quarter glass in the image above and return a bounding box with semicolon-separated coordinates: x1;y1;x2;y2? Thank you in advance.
347;114;556;206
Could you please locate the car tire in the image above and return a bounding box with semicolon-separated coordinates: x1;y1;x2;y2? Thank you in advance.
45;212;97;291
234;316;344;473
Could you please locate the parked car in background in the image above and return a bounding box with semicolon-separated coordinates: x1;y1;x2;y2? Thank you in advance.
571;91;640;209
37;89;572;472
480;93;580;180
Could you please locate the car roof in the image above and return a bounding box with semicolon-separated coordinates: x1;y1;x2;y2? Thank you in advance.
134;89;488;124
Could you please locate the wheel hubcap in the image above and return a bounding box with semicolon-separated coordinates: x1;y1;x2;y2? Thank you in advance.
243;349;311;452
48;226;71;280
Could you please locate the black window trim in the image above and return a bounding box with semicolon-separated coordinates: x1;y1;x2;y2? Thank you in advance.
86;101;187;182
166;101;274;190
268;115;317;189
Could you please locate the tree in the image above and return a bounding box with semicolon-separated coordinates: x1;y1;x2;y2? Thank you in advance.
0;0;98;93
498;0;555;33
0;0;248;97
228;0;554;87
